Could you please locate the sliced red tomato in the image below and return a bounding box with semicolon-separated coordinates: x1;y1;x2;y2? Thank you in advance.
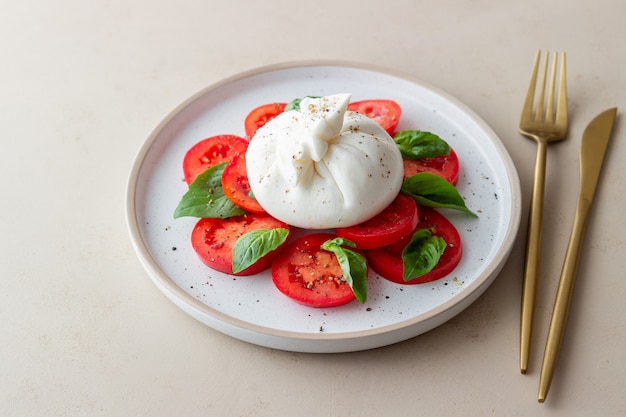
347;99;402;136
365;207;462;285
335;194;419;249
191;213;289;276
271;233;357;308
244;102;287;139
222;154;265;213
182;134;249;185
403;147;460;185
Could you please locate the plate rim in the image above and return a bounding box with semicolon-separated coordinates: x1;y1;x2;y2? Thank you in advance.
125;59;522;348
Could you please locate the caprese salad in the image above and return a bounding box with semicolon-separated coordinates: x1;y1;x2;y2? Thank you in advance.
174;94;476;308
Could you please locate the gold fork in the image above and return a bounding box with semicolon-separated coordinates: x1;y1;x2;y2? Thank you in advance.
519;50;568;374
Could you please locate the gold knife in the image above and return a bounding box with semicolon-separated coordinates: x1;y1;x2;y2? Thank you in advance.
538;107;618;403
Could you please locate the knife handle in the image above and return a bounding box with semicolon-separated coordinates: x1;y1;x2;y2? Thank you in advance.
538;196;592;402
520;140;548;374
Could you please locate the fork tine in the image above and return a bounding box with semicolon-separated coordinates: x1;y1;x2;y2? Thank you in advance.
536;52;549;121
556;52;568;128
545;52;558;122
521;50;541;122
521;51;568;126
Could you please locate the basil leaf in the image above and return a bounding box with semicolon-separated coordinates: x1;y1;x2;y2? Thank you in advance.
402;229;447;282
393;130;450;160
321;237;368;304
284;95;321;111
173;162;246;219
401;172;477;216
232;228;289;274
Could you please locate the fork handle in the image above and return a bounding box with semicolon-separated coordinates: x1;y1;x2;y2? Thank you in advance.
520;139;548;373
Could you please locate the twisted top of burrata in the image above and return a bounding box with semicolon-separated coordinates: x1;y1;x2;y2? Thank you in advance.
245;93;403;229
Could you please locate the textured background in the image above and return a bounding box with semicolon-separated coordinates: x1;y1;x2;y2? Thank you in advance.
1;0;625;415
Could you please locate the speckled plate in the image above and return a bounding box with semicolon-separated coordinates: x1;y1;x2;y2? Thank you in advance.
125;61;521;353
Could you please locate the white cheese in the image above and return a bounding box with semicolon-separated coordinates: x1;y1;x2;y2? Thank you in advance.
245;93;403;229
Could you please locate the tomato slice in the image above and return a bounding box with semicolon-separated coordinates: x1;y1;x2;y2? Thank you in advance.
182;134;249;185
335;194;418;249
365;207;462;285
191;213;289;276
403;147;460;185
347;99;402;136
271;233;357;308
222;154;265;213
244;102;287;139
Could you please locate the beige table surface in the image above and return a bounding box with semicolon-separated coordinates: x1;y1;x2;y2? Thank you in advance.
2;0;625;415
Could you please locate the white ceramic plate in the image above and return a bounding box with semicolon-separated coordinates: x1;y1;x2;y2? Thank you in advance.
126;61;521;353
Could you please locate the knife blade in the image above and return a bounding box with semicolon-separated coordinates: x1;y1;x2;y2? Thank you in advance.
579;108;618;201
538;107;618;403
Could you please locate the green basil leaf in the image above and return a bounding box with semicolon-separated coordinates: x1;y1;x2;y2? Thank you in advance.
173;162;246;219
401;172;477;216
393;130;450;160
232;228;289;274
284;95;321;112
402;228;447;282
323;237;357;249
321;237;368;304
